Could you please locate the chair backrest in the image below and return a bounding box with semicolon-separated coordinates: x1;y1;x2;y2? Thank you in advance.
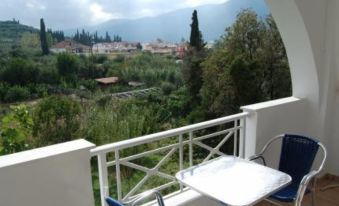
278;134;319;189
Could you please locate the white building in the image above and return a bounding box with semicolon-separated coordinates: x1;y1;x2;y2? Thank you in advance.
142;41;178;55
92;42;139;54
1;1;339;206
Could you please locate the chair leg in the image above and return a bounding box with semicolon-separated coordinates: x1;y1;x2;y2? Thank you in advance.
311;191;315;206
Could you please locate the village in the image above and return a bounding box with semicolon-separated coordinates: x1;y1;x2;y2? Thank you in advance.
50;38;189;59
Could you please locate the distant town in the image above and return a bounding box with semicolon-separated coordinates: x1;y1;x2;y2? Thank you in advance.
50;38;191;59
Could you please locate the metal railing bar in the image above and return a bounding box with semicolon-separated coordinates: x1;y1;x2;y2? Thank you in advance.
107;144;179;166
91;112;248;155
194;141;226;158
204;131;234;162
193;126;240;142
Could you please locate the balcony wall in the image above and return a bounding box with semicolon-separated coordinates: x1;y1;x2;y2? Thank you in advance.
0;139;95;206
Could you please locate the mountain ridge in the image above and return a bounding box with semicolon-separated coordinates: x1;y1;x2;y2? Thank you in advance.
65;0;269;42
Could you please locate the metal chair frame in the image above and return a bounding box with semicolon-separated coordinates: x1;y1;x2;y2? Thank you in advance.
248;134;327;206
107;189;165;206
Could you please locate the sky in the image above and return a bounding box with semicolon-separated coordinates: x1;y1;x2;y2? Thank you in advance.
0;0;229;29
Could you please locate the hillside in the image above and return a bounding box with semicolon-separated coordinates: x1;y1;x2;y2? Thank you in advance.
66;0;269;42
0;20;38;43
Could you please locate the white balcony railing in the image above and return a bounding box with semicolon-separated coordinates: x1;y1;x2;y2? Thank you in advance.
90;112;248;206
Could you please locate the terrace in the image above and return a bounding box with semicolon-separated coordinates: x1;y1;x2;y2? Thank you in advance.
1;0;339;206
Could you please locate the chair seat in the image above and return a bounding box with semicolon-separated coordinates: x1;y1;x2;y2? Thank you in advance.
270;185;310;202
106;197;124;206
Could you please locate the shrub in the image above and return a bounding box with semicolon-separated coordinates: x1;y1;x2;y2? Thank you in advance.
161;82;175;95
4;86;30;102
0;105;32;155
33;95;81;145
0;58;39;86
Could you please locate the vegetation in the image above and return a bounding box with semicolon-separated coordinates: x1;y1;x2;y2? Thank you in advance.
0;9;292;205
73;29;122;46
201;11;291;117
0;105;32;155
40;18;49;55
183;10;207;105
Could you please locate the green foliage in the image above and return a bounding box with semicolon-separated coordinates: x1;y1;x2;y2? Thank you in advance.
33;96;81;145
81;99;169;145
201;10;291;117
183;10;207;103
182;48;206;102
112;53;182;87
0;105;32;155
0;58;39;86
189;10;204;50
40;18;49;55
57;53;79;83
4;86;30;102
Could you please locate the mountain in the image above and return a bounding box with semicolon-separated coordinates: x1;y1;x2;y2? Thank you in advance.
66;0;269;42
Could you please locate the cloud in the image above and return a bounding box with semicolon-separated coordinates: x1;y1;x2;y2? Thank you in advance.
0;0;229;29
89;3;115;23
26;0;47;10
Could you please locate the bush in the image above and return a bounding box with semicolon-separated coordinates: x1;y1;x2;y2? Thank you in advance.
57;53;79;84
161;82;175;95
0;58;40;86
0;82;10;101
0;105;33;155
4;86;30;102
33;95;82;145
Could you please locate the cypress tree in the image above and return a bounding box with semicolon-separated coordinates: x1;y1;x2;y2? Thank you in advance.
189;10;204;51
40;18;49;55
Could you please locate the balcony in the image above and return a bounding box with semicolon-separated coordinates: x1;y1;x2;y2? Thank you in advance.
1;97;338;206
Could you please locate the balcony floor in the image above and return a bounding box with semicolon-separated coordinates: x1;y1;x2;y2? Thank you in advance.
255;175;339;206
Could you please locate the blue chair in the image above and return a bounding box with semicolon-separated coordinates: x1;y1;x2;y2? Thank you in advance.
249;134;327;206
105;189;165;206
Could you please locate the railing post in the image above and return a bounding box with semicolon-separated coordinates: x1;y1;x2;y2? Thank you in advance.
233;120;238;156
179;134;184;191
98;153;109;206
115;150;122;201
189;131;193;167
239;117;246;158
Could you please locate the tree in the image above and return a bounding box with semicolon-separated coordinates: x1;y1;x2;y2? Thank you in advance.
200;10;291;117
40;18;49;55
182;10;206;103
33;96;81;145
189;10;204;51
262;15;291;99
105;32;111;42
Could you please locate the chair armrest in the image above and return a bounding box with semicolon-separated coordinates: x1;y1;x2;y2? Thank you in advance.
295;170;318;206
247;154;266;166
125;189;164;206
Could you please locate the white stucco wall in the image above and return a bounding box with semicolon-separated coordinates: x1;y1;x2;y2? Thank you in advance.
263;0;339;175
0;139;96;206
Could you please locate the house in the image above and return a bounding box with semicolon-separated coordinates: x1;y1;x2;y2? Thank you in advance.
92;42;139;54
2;1;339;206
50;39;91;54
95;77;119;86
176;43;189;59
142;40;178;55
